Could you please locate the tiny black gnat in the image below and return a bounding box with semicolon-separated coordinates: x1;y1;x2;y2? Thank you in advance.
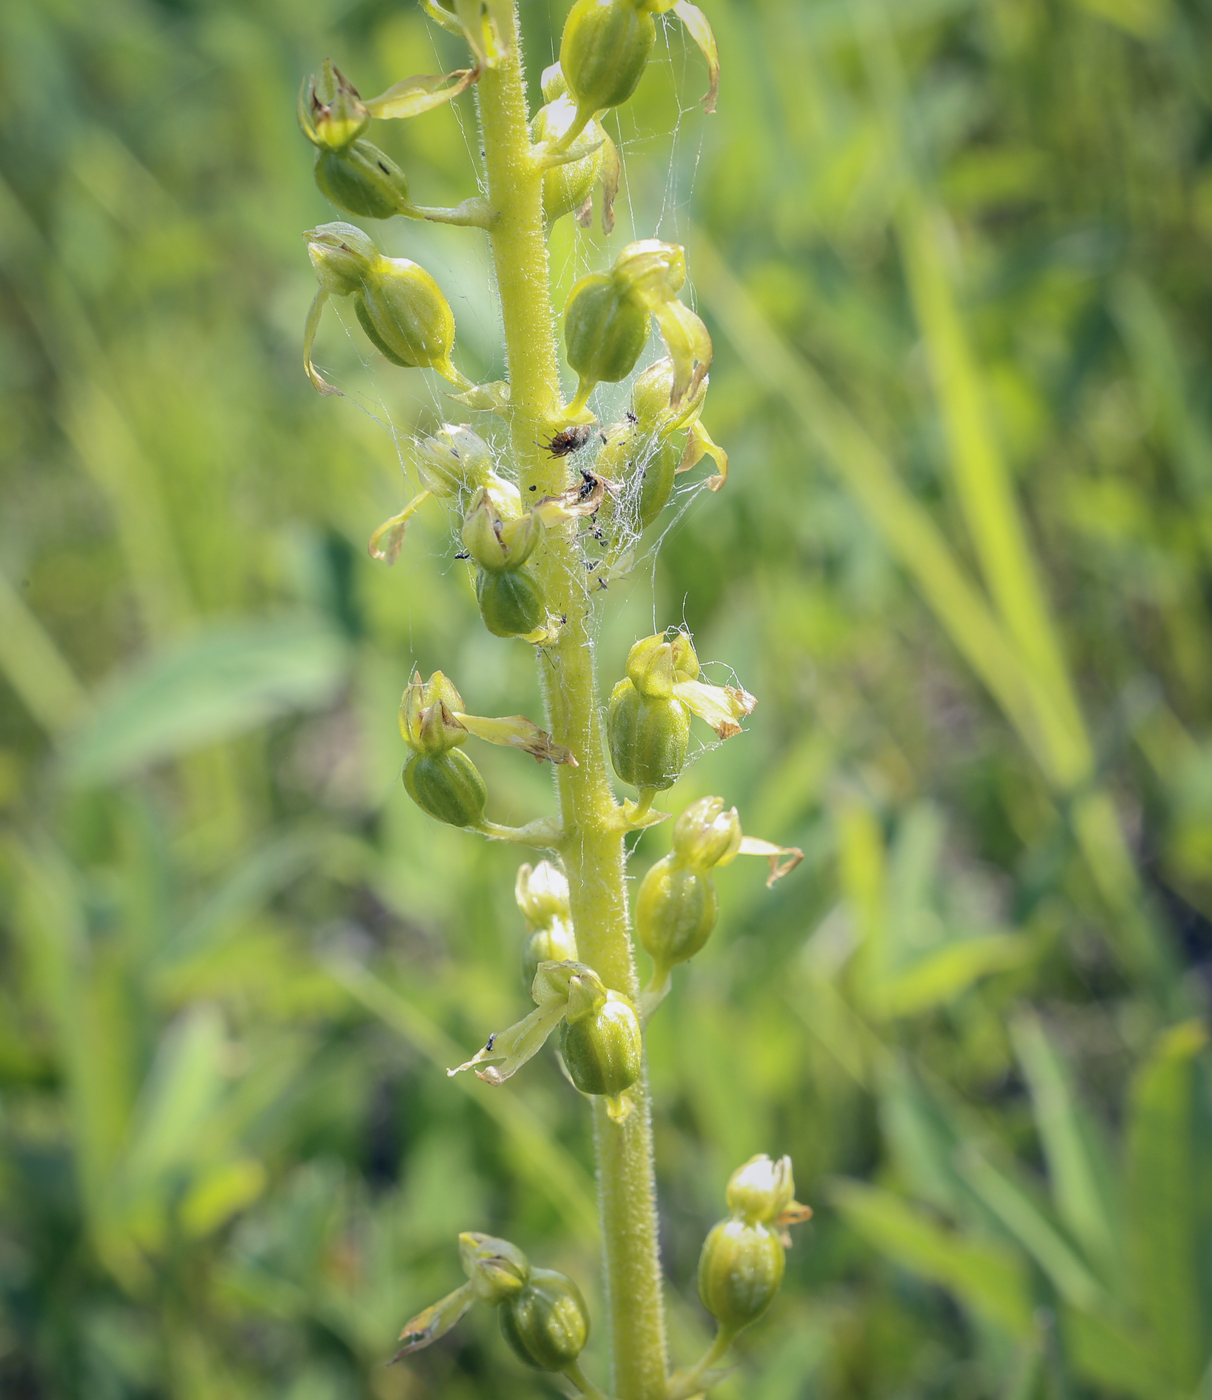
540;424;596;457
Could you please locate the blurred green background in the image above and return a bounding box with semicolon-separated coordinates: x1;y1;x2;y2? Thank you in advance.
5;0;1212;1396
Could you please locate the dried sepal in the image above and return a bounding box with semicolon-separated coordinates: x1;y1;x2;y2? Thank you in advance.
368;492;432;562
302;289;339;397
737;835;803;886
533;472;608;524
671;1;720;113
364;68;479;119
393;1281;476;1360
455;712;577;766
672;678;756;740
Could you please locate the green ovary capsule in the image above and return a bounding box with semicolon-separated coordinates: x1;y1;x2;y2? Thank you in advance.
560;992;642;1100
476;568;545;637
564;276;650;410
314;143;408;220
402;748;486;827
636;435;681;528
561;0;655;118
697;1220;785;1330
498;1268;590;1371
356;262;455;371
607;681;689;791
636;856;718;972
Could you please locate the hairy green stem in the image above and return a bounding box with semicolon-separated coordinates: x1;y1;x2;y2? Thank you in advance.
475;11;668;1399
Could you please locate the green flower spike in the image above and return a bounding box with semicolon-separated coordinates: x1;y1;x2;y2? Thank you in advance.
564;240;713;417
556;0;719;155
607;630;756;798
399;671;576;828
516;861;579;984
304;222;473;396
637;797;801;1001
369;425;520;565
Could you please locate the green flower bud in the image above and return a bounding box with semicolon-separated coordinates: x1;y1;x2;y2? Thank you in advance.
403;748;487;827
560;988;642;1110
697;1219;785;1331
607;680;690;792
417;425;496;498
498;1268;590;1371
635;854;718;978
299;61;371;152
671;795;743;871
459;1232;531;1304
516;861;571;925
314;140;413;220
564;274;651;415
533;96;603;225
476;567;546;638
306;221;378;296
523;921;580;986
725;1154;800;1226
462;490;542;572
625;629;698;695
560;0;656;132
611;238;686;310
399;670;467;754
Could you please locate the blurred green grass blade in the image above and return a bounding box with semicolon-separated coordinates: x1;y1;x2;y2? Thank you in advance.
895;196;1091;789
156;829;340;968
955;1146;1106;1311
61;615;348;786
829;1178;1035;1337
0;567;90;733
695;235;1168;990
120;1004;230;1193
694;235;1059;782
324;957;598;1243
1111;275;1212;506
1011;1012;1121;1279
870;935;1027;1018
1062;1307;1183;1400
1126;1020;1208;1388
5;839;135;1227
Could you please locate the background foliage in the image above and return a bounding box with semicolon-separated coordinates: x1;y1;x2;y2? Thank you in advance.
4;0;1212;1396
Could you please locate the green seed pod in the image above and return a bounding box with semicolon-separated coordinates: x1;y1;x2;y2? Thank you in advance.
402;748;487;827
476;567;545;638
560;0;656;126
607;679;689;791
564;274;650;414
314;140;412;220
498;1268;590;1371
635;853;718;976
671;795;744;871
356;257;457;374
560;989;642;1101
697;1220;785;1331
636;434;682;529
458;1232;530;1305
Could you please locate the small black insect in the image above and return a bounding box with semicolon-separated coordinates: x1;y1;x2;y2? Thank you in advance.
485;1033;496;1052
540;424;595;458
455;550;470;560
